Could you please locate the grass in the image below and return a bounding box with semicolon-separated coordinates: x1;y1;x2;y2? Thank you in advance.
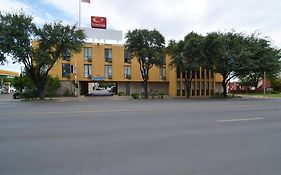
235;92;281;98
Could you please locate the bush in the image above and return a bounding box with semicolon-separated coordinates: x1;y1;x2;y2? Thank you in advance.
131;93;140;99
158;93;164;99
13;92;22;99
22;89;38;100
45;76;61;97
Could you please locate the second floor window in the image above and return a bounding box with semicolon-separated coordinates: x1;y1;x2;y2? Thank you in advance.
124;66;131;79
62;63;70;78
104;48;112;62
84;64;92;78
104;65;112;79
84;47;92;61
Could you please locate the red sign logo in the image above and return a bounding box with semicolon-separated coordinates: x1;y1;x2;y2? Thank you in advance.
91;16;107;29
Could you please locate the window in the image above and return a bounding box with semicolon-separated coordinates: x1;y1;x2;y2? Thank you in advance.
206;70;210;79
210;71;214;79
104;48;112;62
202;70;205;79
104;65;112;79
197;71;200;79
177;81;180;96
124;49;131;63
124;66;131;79
62;63;70;78
160;67;166;80
84;64;92;78
84;47;92;61
63;49;71;61
177;66;181;79
159;52;166;65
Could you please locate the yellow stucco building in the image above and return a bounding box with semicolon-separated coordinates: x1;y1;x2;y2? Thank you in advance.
49;42;222;97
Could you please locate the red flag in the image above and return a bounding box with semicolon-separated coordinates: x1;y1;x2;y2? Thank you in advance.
81;0;90;3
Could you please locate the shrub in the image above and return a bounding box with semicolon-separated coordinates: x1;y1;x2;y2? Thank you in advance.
131;93;140;99
13;92;22;99
45;76;61;97
158;93;164;99
22;89;38;100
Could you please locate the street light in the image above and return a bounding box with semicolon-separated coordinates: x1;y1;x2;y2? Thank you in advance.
20;66;24;93
263;71;266;97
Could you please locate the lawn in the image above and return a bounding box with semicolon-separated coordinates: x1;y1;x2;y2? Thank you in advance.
235;92;281;98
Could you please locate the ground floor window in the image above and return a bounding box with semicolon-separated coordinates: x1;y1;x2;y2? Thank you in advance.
177;80;214;97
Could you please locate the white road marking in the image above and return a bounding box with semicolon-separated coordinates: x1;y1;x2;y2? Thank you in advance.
217;117;264;123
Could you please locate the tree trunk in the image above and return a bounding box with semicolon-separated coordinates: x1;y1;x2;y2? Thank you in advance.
222;81;227;98
144;78;148;99
32;76;46;100
185;78;191;98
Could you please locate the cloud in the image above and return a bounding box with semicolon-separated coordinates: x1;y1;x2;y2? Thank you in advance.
2;0;281;46
1;0;280;72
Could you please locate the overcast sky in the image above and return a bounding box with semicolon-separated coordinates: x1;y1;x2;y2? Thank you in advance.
1;0;281;72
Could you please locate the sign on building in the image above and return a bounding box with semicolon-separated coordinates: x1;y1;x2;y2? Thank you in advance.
91;16;106;29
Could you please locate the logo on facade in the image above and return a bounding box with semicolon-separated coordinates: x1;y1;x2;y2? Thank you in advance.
91;16;107;29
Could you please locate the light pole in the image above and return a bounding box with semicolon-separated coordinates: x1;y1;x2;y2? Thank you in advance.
20;66;24;93
263;71;266;97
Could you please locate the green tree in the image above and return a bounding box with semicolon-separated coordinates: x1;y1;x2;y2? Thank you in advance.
237;34;281;91
167;32;205;97
0;11;85;99
204;31;245;97
125;29;165;99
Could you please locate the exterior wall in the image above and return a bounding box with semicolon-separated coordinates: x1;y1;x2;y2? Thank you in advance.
117;82;169;96
49;42;222;97
168;67;222;97
56;81;74;96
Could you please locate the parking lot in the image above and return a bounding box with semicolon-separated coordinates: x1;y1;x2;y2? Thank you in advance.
0;95;281;175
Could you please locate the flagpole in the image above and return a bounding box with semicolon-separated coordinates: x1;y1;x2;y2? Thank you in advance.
79;0;81;27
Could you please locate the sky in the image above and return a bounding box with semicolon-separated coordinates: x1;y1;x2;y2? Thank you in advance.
1;0;281;72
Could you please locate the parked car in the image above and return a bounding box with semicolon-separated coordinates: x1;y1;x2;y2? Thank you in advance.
87;87;113;96
107;86;116;94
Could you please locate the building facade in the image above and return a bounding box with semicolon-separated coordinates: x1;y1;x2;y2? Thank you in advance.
48;42;222;97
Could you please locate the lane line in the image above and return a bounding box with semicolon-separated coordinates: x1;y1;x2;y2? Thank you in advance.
217;117;264;123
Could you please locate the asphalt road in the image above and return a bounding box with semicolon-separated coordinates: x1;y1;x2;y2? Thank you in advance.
0;95;281;175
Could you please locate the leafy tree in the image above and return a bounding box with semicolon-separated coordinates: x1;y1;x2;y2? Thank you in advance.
12;74;60;99
45;76;61;97
167;32;205;97
0;11;85;99
271;77;281;92
12;75;36;94
125;29;165;99
237;34;281;91
204;31;245;97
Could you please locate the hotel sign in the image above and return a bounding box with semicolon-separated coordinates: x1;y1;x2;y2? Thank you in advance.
91;16;107;29
92;77;104;81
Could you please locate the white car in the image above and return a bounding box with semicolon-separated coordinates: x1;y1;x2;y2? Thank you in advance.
87;87;113;96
